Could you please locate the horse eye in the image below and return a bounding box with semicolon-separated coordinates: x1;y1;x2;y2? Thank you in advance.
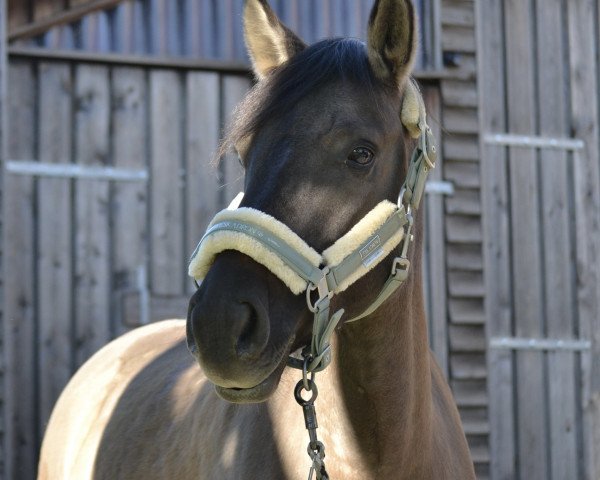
346;147;374;167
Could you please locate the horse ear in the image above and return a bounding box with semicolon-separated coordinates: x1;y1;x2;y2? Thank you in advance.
367;0;418;86
244;0;306;79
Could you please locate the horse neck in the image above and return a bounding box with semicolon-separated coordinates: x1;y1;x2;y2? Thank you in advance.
331;224;433;474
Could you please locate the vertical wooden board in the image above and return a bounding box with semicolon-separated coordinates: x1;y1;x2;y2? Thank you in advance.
200;0;215;58
150;69;184;296
221;74;251;202
36;62;74;434
183;0;201;56
567;2;600;479
215;0;234;59
74;64;111;367
422;84;448;377
112;67;148;332
185;71;220;294
4;60;37;480
475;1;516;478
535;1;579;478
504;0;548;478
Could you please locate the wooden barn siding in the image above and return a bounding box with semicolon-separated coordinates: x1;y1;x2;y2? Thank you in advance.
0;0;7;475
2;55;252;479
9;0;440;71
439;1;489;478
478;1;600;479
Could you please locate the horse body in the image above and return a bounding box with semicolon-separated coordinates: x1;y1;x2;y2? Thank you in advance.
39;1;475;478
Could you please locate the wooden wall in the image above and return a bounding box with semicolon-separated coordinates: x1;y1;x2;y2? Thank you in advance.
478;1;600;479
3;54;250;479
8;0;441;71
439;1;489;478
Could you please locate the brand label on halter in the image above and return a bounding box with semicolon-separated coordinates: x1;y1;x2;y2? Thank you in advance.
360;235;384;267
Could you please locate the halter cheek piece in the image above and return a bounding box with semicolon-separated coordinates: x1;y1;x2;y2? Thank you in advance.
188;79;437;373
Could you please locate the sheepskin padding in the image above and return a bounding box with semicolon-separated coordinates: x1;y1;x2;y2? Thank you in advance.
323;200;405;293
401;79;426;139
188;207;321;295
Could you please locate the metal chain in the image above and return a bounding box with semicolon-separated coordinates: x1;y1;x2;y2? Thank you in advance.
294;357;330;480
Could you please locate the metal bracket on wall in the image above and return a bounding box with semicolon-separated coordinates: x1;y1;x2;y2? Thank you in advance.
489;337;591;352
425;180;454;195
483;133;584;151
6;160;148;181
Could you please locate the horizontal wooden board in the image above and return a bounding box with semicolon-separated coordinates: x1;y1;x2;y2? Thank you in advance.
442;25;476;53
451;379;489;406
444;160;480;187
442;107;479;134
446;216;483;243
448;270;485;297
441;80;478;107
446;243;483;270
449;325;486;351
451;353;487;379
445;188;481;215
441;2;475;27
449;298;485;325
443;135;480;162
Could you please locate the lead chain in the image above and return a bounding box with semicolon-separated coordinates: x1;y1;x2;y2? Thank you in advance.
294;359;329;480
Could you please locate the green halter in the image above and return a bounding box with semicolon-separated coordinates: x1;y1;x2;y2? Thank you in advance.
189;119;436;373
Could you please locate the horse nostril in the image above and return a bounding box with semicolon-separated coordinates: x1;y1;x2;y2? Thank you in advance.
235;301;269;359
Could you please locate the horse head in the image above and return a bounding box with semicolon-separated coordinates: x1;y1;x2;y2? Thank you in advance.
187;0;421;403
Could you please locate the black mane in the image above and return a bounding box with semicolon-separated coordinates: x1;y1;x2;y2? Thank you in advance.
220;38;388;158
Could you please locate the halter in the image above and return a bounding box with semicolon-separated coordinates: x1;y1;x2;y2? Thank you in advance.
189;79;436;373
188;79;436;479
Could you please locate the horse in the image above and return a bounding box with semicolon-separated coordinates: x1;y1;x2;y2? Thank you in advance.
38;0;476;478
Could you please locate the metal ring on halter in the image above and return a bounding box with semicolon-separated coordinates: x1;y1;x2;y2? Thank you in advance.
302;355;316;391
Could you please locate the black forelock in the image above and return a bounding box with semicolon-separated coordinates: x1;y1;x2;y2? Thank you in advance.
219;38;389;159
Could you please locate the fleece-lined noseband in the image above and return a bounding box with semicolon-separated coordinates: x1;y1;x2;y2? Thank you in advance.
188;79;437;373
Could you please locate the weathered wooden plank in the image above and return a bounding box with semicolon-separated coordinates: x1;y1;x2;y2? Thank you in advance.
111;67;148;332
442;107;478;134
36;62;74;434
185;71;221;294
568;2;600;479
536;2;579;478
123;293;189;325
441;25;476;53
221;74;251;202
7;0;29;31
441;2;475;27
451;380;488;407
504;0;547;477
449;298;485;325
475;1;516;476
74;64;111;367
4;60;37;480
447;270;484;298
445;188;481;215
444;160;480;187
450;353;487;380
422;84;448;378
445;216;482;243
446;243;483;271
150;69;185;296
449;325;486;352
441;80;478;108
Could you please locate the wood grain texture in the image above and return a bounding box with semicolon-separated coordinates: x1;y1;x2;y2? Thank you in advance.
111;67;148;332
504;0;548;477
150;69;184;296
4;60;37;480
36;62;74;433
74;64;111;367
536;1;578;477
475;0;516;477
567;2;600;478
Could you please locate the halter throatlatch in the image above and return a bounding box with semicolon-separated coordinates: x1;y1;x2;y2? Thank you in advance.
189;78;436;374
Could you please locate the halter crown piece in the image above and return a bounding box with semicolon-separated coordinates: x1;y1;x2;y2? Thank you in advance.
188;78;436;373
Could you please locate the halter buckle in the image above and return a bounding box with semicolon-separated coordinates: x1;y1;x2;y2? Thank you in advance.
306;268;333;313
392;257;411;282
